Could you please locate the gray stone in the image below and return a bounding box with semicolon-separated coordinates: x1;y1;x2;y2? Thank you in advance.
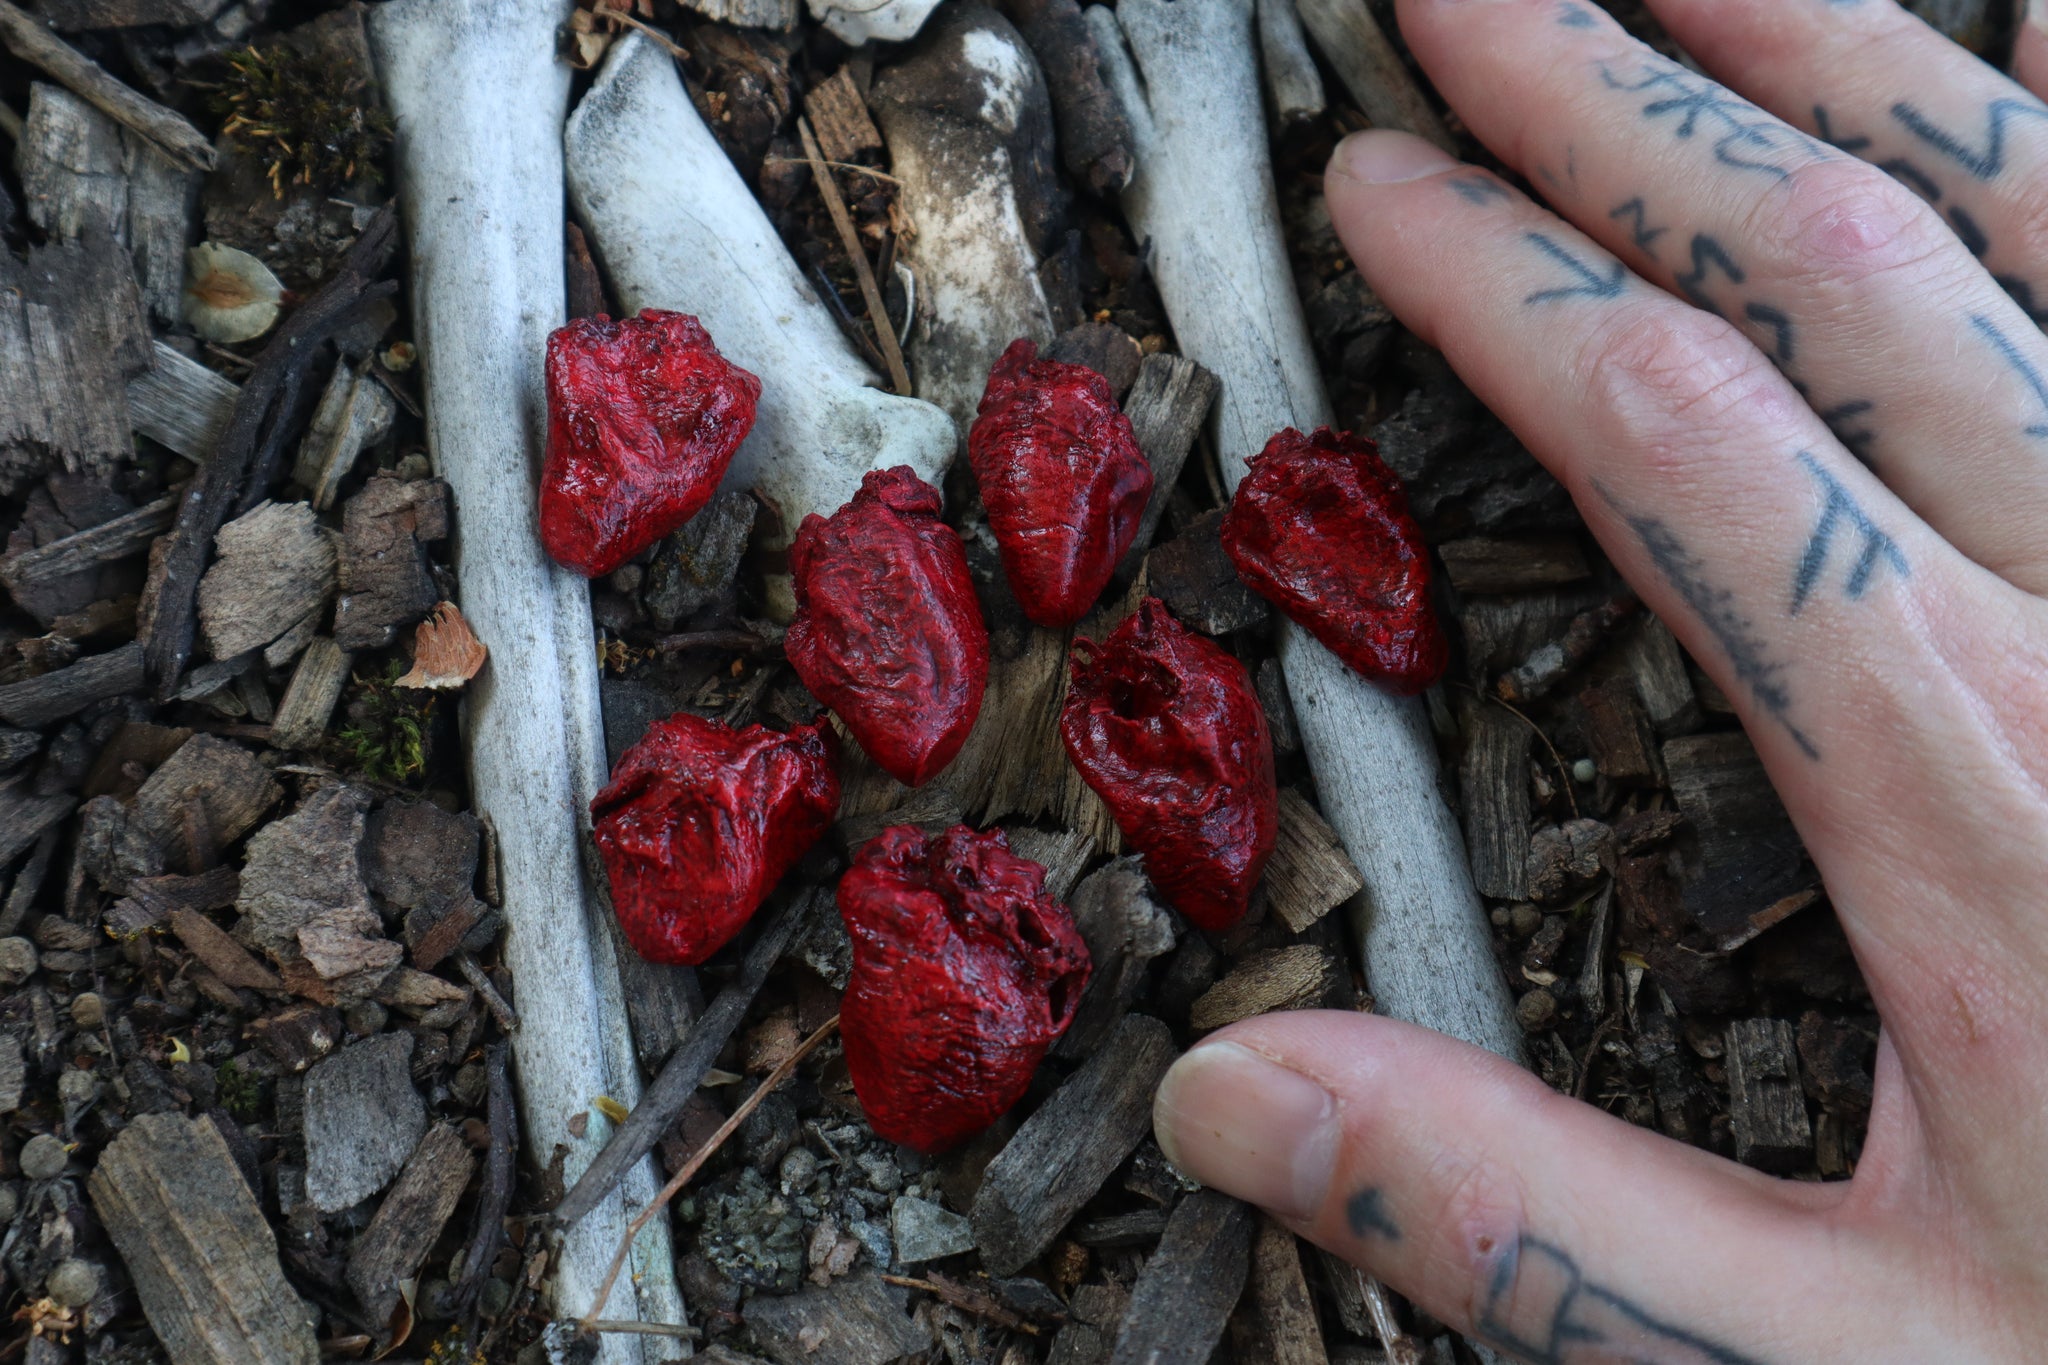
69;992;104;1029
0;937;39;987
302;1032;424;1212
20;1133;68;1180
46;1258;99;1309
0;1035;22;1112
645;489;756;630
890;1195;974;1264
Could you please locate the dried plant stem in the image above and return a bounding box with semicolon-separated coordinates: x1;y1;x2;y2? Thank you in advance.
0;0;214;168
1357;1266;1424;1365
798;116;913;396
591;4;687;59
578;1015;842;1335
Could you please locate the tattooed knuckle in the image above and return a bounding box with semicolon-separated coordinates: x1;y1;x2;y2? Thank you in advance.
1755;161;1949;286
1424;1154;1526;1322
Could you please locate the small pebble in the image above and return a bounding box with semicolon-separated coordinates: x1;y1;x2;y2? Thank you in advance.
778;1147;820;1192
1572;757;1597;784
1508;904;1543;939
46;1259;99;1309
1489;907;1510;928
58;1067;98;1109
1515;987;1558;1033
69;992;104;1030
0;1185;18;1223
0;938;38;988
344;1001;389;1036
393;450;432;480
19;1134;68;1181
480;1276;514;1318
609;564;644;596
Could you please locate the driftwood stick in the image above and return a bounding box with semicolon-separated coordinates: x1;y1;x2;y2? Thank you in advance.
1257;0;1327;125
366;2;683;1356
0;1;213;169
1092;0;1520;1061
1292;0;1455;152
451;1042;517;1322
868;6;1059;433
143;212;399;698
1004;0;1135;196
566;34;957;618
556;887;810;1227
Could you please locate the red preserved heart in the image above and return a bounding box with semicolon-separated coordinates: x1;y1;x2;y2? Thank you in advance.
838;824;1090;1153
540;309;762;578
591;712;838;965
1218;426;1448;695
968;338;1153;627
785;466;989;788
1060;597;1277;932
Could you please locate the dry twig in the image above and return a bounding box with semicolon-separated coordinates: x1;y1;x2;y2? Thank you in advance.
798;116;913;396
0;1;214;168
579;1015;842;1335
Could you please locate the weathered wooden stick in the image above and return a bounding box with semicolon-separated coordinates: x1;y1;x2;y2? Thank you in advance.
1258;0;1327;126
1003;0;1136;196
868;5;1058;435
566;34;957;616
0;1;213;169
1090;0;1521;1061
1292;0;1455;152
364;2;683;1355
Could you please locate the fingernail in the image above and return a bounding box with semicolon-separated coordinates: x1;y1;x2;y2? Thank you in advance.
1330;130;1460;185
1154;1041;1340;1222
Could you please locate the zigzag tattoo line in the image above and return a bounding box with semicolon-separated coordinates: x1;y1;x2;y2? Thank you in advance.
1891;98;2048;181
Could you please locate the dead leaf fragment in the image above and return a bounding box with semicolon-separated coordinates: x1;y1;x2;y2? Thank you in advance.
397;602;487;690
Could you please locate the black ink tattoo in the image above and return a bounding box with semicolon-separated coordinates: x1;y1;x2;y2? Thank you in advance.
1970;312;2048;438
1557;1;1598;26
1791;452;1909;615
1949;204;1990;259
1812;104;1870;154
1818;400;1878;465
1346;1188;1401;1242
1999;276;2048;326
1744;302;1795;364
1599;60;1826;179
1673;233;1745;314
1608;197;1668;255
1475;1236;1768;1365
1522;232;1626;304
1891;98;2048;181
1449;174;1512;206
1600;483;1818;759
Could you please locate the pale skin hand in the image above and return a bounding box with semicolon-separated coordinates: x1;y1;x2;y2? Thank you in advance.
1148;0;2048;1360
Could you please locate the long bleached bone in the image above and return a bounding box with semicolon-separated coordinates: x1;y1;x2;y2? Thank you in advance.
566;33;957;616
1089;0;1521;1062
868;4;1059;436
365;3;685;1355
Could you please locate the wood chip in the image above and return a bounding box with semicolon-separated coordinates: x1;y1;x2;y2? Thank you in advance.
1000;825;1097;904
345;1123;476;1326
88;1112;319;1365
1662;733;1814;949
1;491;177;627
1056;856;1174;1060
1573;680;1662;788
127;340;238;463
1148;507;1270;636
1244;1216;1329;1365
303;1032;426;1213
1725;1017;1811;1172
1621;615;1700;737
1120;353;1220;572
1263;788;1365;933
1106;1190;1254;1365
744;1272;933;1365
0;783;76;866
235;784;397;1004
1437;536;1589;595
0;640;143;727
803;66;882;165
1189;944;1344;1031
169;908;282;992
268;637;352;750
291;362;397;512
971;1014;1178;1277
1457;701;1531;901
196;501;337;662
332;475;450;650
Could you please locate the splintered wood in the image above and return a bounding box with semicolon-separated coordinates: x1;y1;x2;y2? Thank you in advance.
1265;788;1366;932
1107;1191;1254;1365
89;1113;319;1365
1189;944;1346;1031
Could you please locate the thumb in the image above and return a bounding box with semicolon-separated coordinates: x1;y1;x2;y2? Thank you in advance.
1152;1011;1873;1363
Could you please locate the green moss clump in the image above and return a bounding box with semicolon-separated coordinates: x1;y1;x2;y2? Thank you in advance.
212;45;393;198
335;660;436;785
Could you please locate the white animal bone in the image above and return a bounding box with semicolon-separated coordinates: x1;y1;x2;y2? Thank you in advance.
1090;0;1523;1061
365;3;684;1355
806;0;945;45
565;34;957;614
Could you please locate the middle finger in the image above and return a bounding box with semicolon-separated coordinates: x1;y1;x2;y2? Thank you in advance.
1395;0;2048;595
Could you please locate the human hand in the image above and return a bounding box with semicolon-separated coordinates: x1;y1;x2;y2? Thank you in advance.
1150;1;2048;1359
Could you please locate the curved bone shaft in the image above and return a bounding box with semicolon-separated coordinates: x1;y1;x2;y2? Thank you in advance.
366;2;683;1351
1093;0;1521;1061
870;5;1059;435
565;33;957;598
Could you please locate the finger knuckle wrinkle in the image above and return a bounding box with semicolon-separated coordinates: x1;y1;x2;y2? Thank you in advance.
1578;308;1776;445
1423;1155;1527;1327
1755;162;1947;286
